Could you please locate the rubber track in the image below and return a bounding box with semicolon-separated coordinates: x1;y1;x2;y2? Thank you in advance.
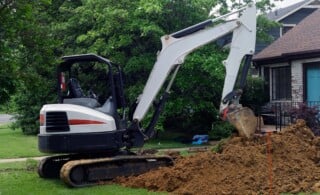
60;155;173;187
38;155;75;179
38;153;117;178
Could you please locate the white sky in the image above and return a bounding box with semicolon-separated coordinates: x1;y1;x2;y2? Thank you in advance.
211;0;306;16
272;0;305;9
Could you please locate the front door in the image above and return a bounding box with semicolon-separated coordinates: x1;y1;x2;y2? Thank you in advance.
306;64;320;102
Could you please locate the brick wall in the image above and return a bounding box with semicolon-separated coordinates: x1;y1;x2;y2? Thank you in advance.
291;61;303;102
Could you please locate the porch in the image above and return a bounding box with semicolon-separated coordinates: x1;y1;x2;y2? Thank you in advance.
256;101;320;133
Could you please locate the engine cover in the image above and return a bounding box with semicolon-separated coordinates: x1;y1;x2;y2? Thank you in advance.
38;104;123;153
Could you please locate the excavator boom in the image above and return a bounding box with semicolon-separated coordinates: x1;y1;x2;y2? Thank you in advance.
133;4;257;138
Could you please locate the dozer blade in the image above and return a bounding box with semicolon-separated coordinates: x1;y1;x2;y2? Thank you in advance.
227;107;257;138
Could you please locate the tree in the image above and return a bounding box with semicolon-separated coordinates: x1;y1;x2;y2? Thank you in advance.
0;0;60;134
6;0;277;134
0;0;20;104
51;0;220;132
164;45;228;132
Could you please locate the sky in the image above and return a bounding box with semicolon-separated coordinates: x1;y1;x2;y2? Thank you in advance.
272;0;305;9
210;0;306;17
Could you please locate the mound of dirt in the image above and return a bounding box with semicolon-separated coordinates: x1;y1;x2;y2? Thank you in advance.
115;119;320;194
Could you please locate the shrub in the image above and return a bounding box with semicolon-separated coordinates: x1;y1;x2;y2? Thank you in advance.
290;103;320;136
241;77;269;113
209;121;235;140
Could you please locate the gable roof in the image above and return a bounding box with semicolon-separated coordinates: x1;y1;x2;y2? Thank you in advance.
253;8;320;64
267;0;309;21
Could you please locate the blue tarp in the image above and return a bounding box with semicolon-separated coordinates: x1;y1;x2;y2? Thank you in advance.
192;134;209;145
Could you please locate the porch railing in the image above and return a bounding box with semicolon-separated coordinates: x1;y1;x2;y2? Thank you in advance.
257;101;320;131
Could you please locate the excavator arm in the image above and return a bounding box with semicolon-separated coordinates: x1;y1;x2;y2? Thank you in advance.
131;4;257;139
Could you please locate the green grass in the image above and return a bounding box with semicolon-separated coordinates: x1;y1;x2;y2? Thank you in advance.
0;124;44;159
0;161;166;195
143;139;192;149
143;131;195;149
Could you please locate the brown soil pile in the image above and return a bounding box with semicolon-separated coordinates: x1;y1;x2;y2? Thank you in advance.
115;119;320;194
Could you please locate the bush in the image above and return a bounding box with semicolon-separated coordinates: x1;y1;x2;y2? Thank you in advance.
290;103;320;136
209;121;235;140
241;77;269;113
12;75;56;135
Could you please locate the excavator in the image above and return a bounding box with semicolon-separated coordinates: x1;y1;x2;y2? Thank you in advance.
38;4;257;187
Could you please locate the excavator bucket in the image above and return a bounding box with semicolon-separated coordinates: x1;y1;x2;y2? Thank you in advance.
227;107;257;138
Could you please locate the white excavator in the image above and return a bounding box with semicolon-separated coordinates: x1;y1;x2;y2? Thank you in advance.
38;4;257;187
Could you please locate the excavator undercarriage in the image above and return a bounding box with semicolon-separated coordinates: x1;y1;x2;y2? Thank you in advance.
38;152;173;187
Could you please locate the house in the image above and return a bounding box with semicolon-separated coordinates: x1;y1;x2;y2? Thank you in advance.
253;1;320;107
256;0;320;53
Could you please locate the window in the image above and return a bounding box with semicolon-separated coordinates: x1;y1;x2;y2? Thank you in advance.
281;26;293;35
271;66;291;100
280;24;295;36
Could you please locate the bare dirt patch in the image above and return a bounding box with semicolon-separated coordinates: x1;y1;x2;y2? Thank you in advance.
115;119;320;194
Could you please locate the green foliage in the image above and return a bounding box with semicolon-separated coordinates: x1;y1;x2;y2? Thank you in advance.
53;0;223;133
209;121;235;140
0;1;21;104
215;0;276;14
215;0;280;43
256;15;281;43
1;0;277;135
241;76;269;113
0;1;59;134
164;45;227;132
0;99;16;113
12;86;56;135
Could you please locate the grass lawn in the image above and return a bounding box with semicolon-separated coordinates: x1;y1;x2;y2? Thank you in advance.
142;139;192;149
0;124;44;159
0;161;166;195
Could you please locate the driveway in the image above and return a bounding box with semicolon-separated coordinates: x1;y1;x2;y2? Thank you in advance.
0;114;15;124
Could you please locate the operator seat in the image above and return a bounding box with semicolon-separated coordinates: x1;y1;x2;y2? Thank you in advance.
68;78;85;98
97;96;122;129
96;96;117;118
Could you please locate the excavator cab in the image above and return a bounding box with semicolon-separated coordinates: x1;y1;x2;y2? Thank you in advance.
56;54;127;128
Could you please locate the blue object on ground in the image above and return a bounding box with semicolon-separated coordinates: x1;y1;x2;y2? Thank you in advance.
192;134;208;145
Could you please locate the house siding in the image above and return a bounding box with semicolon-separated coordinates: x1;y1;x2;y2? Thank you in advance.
279;8;317;24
